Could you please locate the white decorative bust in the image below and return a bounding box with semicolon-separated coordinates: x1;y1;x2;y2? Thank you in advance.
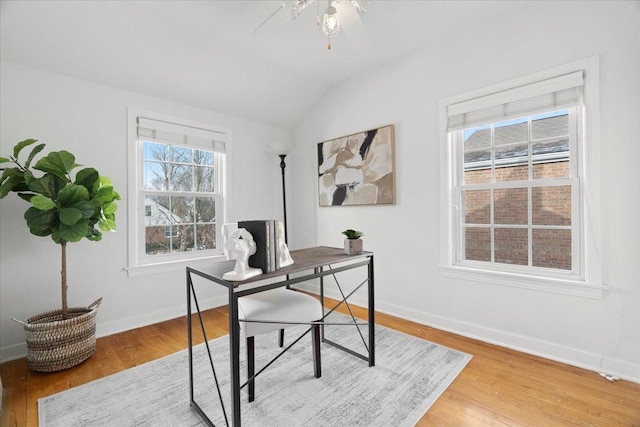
277;220;294;268
223;228;263;281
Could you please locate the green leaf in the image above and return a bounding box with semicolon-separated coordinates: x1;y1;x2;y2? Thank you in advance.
34;150;79;178
93;185;118;204
86;226;103;241
57;184;89;207
98;217;116;232
74;168;99;194
59;207;83;225
0;169;26;198
28;174;59;199
24;207;56;232
0;157;10;163
30;195;57;210
103;201;117;215
54;221;88;243
17;193;36;202
72;200;98;219
25;143;46;169
31;227;53;237
13;139;38;159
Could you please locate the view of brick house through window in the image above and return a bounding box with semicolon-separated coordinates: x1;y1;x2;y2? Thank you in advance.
143;141;217;255
461;110;572;270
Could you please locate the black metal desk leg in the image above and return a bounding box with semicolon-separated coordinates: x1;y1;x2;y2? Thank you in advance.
319;266;325;341
368;255;375;367
187;271;194;403
229;287;242;426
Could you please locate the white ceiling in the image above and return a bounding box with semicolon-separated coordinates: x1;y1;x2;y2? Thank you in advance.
0;0;528;128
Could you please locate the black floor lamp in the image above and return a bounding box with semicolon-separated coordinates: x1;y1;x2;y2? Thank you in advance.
270;141;293;347
269;141;293;244
278;154;289;244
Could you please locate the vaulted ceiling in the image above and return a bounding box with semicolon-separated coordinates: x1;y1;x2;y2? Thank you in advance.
1;1;528;128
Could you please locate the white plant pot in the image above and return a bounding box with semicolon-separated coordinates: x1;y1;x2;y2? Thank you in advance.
344;238;363;255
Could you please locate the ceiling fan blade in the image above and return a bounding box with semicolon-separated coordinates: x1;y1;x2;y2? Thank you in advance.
252;2;288;34
334;1;370;48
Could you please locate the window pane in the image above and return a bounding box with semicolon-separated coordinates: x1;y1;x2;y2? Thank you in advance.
194;166;215;191
494;188;528;225
170;165;193;191
144;162;169;190
195;150;215;165
464;125;491;149
145;226;170;255
532;110;568;140
196;224;216;250
495;117;528;145
170;146;192;163
143;141;167;161
174;225;194;252
145;196;171;225
533;229;571;270
532;137;569;179
532;186;571;226
195;197;215;223
465;227;491;262
495;143;529;181
171;196;194;223
495;228;528;265
533;162;569;180
464;190;490;224
464;166;491;184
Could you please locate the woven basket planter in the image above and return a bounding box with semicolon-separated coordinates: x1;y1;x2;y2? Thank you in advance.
12;298;102;372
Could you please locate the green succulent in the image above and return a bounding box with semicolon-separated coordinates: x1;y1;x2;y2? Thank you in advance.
342;229;364;239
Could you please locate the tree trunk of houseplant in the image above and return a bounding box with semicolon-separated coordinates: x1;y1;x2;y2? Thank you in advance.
61;240;68;319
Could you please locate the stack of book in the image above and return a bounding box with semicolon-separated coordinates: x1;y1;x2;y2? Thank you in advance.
238;220;283;273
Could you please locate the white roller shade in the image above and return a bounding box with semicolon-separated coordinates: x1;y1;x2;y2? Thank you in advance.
448;71;584;131
137;117;226;152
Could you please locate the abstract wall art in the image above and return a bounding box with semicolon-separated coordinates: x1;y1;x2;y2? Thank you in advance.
317;124;395;206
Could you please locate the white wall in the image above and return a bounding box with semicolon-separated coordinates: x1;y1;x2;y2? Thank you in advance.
0;62;291;361
290;1;640;382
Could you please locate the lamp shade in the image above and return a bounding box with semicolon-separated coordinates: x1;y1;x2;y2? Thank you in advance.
269;140;293;156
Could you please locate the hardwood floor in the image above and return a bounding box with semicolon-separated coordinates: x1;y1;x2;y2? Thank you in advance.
2;302;639;426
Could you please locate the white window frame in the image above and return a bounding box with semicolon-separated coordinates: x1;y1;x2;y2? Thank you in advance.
439;57;606;298
127;108;230;277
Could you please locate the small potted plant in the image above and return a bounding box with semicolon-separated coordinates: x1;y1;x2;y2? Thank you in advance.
342;228;364;255
0;139;120;371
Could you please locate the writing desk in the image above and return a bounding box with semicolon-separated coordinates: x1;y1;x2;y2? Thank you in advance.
186;246;375;427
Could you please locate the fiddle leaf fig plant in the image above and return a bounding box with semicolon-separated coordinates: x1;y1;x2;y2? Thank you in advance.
0;139;120;319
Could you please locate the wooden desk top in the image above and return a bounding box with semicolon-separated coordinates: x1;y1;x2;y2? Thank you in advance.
187;246;372;287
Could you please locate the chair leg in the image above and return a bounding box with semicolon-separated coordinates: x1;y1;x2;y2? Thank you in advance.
278;329;285;347
247;336;255;402
311;324;321;378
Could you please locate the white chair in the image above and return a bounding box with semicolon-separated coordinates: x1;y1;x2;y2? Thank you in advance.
238;288;323;402
223;223;323;402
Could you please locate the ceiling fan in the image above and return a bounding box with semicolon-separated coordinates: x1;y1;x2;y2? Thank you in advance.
253;0;370;49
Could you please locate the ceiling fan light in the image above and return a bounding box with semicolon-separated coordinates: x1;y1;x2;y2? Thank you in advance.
322;5;340;35
291;0;314;19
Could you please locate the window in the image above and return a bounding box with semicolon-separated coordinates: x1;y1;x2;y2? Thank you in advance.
459;109;575;271
440;58;604;297
127;110;229;276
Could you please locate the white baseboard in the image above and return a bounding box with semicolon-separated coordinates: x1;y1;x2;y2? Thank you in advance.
295;282;640;384
0;295;228;364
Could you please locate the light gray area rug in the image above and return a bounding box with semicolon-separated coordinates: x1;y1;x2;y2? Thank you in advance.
39;314;471;426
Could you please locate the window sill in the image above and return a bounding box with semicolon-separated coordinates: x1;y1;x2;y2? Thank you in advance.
440;265;608;299
127;254;227;278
